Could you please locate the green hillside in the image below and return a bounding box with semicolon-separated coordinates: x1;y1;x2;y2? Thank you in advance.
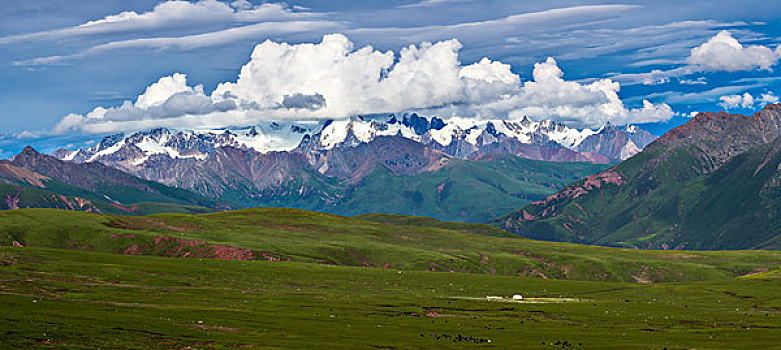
0;182;216;216
497;137;781;250
355;213;517;238
497;107;781;250
320;155;607;222
2;208;779;282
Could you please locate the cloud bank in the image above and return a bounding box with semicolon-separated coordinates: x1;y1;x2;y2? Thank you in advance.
54;34;674;134
0;0;320;44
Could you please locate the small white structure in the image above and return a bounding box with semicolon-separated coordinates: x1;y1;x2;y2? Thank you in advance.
512;294;523;300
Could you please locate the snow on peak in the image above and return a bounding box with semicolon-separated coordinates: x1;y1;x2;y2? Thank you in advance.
58;114;639;166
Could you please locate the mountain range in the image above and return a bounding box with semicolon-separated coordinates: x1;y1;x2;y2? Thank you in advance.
6;105;781;250
44;114;650;221
55;114;654;167
498;104;781;250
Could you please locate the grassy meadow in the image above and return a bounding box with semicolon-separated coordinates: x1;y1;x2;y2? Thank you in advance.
0;208;779;348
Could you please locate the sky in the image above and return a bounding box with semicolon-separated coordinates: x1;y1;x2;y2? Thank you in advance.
2;0;781;156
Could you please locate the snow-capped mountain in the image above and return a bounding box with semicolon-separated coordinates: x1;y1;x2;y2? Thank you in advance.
56;114;652;169
49;114;655;219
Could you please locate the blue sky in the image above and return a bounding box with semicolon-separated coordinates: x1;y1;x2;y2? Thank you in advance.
1;0;781;156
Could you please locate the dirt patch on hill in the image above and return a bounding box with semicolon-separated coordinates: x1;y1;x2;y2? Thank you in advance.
655;254;702;259
108;203;141;214
124;236;255;260
185;322;239;332
105;217;194;233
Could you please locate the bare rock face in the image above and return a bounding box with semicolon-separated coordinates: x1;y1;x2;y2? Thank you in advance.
576;122;656;161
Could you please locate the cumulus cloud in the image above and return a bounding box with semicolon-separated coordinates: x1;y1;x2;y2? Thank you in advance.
719;91;778;110
0;0;319;44
212;34;475;117
53;34;674;134
761;92;780;105
53;73;236;134
614;30;781;86
687;31;781;72
501;58;673;127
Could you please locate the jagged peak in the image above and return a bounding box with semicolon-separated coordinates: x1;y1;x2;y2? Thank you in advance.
146;127;171;136
55;114;652;166
20;145;39;155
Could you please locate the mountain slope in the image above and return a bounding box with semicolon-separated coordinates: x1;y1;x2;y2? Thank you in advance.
0;182;100;212
331;155;606;222
497;104;781;250
132;149;604;221
0;147;222;214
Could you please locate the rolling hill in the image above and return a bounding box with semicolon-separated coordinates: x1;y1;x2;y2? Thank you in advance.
2;208;778;281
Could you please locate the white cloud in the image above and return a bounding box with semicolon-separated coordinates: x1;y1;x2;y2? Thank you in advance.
14;20;340;67
614;30;781;85
719;93;754;109
719;91;778;110
212;34;481;117
135;73;193;108
230;0;254;11
53;74;236;134
687;30;780;72
15;131;40;139
760;92;779;105
399;0;470;9
349;5;638;45
500;58;673;127
16;4;637;67
53;34;674;134
0;0;320;44
678;77;707;85
53;114;88;135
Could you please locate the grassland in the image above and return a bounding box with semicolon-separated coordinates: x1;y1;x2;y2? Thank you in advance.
2;208;780;282
0;208;779;348
1;247;780;349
